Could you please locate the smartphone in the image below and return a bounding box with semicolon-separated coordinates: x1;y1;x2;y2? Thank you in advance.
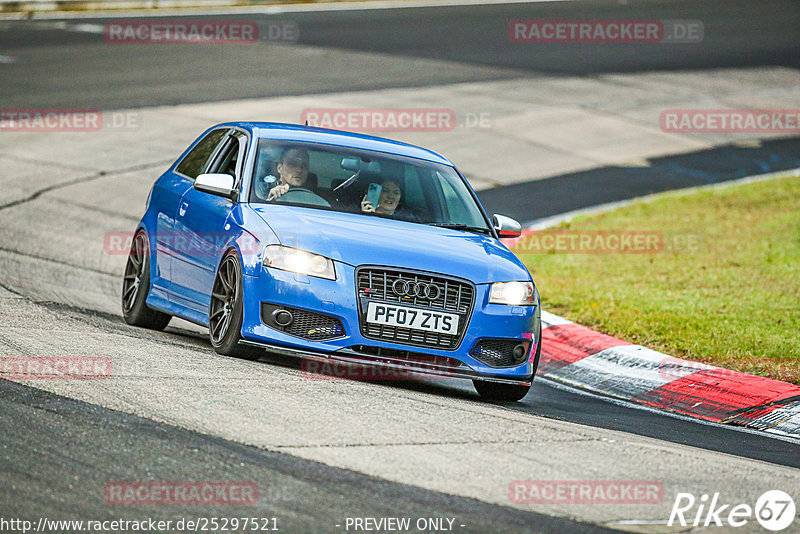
366;183;382;208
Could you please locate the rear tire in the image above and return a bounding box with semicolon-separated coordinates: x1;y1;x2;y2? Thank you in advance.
122;231;171;331
209;251;262;361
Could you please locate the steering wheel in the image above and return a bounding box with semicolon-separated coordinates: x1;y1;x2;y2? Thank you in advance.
276;187;330;207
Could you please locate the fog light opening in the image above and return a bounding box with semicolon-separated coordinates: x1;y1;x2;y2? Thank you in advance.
272;309;294;327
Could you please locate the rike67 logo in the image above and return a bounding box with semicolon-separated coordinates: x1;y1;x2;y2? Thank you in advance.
669;490;796;531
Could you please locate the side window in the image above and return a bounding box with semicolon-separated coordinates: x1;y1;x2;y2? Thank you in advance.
209;133;247;186
175;129;228;179
223;144;239;178
211;138;238;177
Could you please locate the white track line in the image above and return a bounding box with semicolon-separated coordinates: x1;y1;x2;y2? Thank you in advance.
65;22;104;33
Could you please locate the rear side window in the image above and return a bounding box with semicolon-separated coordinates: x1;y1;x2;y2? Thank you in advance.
175;129;228;179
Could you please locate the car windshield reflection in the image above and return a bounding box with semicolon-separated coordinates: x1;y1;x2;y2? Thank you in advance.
249;141;491;233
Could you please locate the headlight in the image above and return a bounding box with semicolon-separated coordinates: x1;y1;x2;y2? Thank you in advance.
263;245;336;280
489;281;537;305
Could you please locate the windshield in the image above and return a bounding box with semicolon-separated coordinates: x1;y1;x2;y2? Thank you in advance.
248;140;491;232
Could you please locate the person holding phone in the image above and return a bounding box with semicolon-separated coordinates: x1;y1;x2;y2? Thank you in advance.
361;178;403;216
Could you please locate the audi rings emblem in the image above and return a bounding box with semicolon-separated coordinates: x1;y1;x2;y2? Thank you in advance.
392;279;441;300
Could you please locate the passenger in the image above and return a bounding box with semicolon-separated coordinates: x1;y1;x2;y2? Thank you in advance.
265;147;311;201
360;178;418;220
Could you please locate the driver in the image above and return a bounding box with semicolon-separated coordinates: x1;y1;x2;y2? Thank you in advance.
267;147;311;201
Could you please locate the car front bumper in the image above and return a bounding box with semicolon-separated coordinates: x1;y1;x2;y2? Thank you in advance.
239;263;540;383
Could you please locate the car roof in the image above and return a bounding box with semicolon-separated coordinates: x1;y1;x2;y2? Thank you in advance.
218;122;453;166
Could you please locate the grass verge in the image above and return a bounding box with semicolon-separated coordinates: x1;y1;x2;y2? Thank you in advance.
512;173;800;384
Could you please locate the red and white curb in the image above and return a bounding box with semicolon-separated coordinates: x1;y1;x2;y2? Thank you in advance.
537;310;800;438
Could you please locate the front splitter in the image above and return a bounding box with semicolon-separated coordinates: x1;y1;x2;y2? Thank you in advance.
238;339;533;386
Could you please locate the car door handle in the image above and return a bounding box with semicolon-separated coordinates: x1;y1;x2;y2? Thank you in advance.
179;201;188;217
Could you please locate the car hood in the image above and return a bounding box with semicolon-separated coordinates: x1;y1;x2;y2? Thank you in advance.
250;205;530;284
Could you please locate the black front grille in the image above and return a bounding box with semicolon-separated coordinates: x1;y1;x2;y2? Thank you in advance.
261;303;345;341
470;339;530;368
356;267;475;350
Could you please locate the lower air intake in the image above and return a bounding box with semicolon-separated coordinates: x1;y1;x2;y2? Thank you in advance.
470;339;530;368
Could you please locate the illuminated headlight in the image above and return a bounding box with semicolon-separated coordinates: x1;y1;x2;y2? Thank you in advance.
263;245;336;280
489;281;537;306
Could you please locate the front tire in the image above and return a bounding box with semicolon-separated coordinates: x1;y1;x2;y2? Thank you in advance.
122;230;171;330
473;340;540;402
473;380;531;402
208;251;262;361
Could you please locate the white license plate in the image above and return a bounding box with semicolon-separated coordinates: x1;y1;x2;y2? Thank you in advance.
366;302;459;335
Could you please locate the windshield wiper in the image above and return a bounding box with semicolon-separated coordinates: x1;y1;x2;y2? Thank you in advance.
427;222;491;234
333;170;360;191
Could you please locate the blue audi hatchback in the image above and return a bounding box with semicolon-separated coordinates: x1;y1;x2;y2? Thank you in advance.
122;122;541;401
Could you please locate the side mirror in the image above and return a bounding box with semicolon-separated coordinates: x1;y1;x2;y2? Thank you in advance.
194;173;235;200
493;214;522;238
